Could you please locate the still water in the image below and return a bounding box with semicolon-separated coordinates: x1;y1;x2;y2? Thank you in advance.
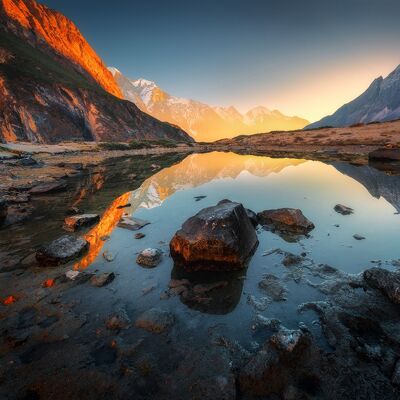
68;151;400;347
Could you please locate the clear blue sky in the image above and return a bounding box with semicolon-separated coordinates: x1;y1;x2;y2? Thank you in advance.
41;0;400;121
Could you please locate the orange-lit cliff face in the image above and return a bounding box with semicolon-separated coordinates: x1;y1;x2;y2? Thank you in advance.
0;0;122;98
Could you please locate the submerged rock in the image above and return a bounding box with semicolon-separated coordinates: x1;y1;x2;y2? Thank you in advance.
258;274;288;301
257;208;315;235
363;267;400;304
134;232;146;239
118;216;150;231
334;204;354;215
136;248;162;268
353;234;366;240
282;253;303;266
29;181;67;195
36;235;89;266
63;214;100;232
170;200;258;271
91;272;115;287
135;308;175;333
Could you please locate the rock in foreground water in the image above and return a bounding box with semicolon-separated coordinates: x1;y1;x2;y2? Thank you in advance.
170;200;258;271
135;308;175;333
257;208;315;235
36;235;89;266
63;214;100;232
363;267;400;304
334;204;354;215
136;248;162;268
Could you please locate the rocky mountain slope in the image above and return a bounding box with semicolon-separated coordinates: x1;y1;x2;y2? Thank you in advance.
306;64;400;129
0;0;192;144
110;67;309;142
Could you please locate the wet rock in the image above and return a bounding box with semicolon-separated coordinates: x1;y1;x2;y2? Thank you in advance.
135;308;175;333
136;248;162;268
282;253;303;266
259;274;287;301
353;234;366;240
246;208;259;227
36;235;89;266
118;216;150;231
62;270;93;284
91;272;115;287
254;314;281;330
257;208;315;235
0;199;7;225
334;204;354;215
170;200;258;271
102;250;115;262
63;214;100;232
134;232;145;239
369;148;400;161
29;180;67;195
363;267;400;304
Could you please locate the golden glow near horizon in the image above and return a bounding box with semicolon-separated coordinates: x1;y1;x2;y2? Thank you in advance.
235;57;400;123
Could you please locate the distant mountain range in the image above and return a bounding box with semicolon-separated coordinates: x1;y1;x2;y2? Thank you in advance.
109;67;309;142
306;64;400;129
0;0;192;143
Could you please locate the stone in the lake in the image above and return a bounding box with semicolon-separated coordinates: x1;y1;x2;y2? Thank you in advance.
282;253;302;267
65;270;80;280
29;181;67;194
63;214;100;232
135;308;175;333
257;208;314;235
363;267;400;304
217;199;258;227
258;274;287;301
0;199;8;225
392;360;400;386
353;234;365;240
118;216;150;231
334;204;354;215
369;148;400;161
170;200;258;271
102;250;115;262
136;248;162;267
135;232;146;239
105;314;129;330
91;272;115;287
270;328;310;353
36;235;89;266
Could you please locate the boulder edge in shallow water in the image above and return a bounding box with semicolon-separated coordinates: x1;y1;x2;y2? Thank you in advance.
170;200;258;271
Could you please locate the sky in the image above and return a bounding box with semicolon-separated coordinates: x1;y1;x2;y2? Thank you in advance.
42;0;400;122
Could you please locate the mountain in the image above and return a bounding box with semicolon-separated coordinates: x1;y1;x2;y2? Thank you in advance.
109;67;309;142
306;64;400;129
0;0;192;144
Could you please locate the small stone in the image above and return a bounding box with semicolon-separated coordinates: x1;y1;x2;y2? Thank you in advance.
103;250;115;262
36;235;89;266
66;270;80;280
135;233;146;239
105;314;129;330
135;308;175;333
282;253;302;266
63;214;100;232
136;248;162;268
118;216;150;231
194;195;207;201
334;204;354;215
353;234;366;240
258;274;287;301
91;272;115;287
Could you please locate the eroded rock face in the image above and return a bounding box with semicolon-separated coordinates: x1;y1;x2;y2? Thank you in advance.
170;200;258;271
63;214;100;232
257;208;315;235
363;267;400;304
36;235;89;266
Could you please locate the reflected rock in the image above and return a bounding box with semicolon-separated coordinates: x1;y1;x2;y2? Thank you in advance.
36;235;89;266
257;208;314;236
170;200;258;271
170;266;245;314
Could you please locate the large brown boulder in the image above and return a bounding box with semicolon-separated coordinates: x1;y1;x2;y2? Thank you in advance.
257;208;314;235
170;200;258;271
